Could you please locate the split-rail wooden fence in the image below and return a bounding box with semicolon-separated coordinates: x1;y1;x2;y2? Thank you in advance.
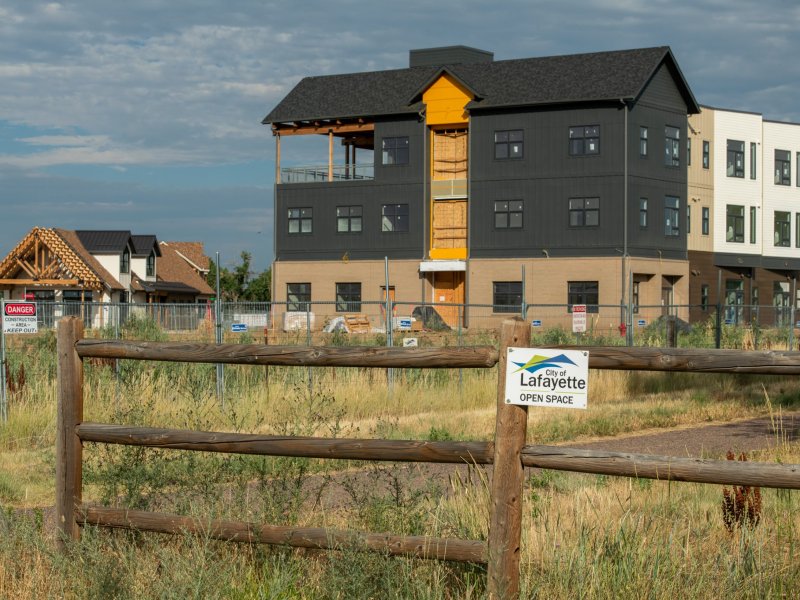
56;317;800;599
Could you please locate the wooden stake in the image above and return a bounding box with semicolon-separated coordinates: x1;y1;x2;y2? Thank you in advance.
488;318;530;600
56;317;84;549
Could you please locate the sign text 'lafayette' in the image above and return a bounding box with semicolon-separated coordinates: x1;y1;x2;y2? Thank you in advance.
505;348;589;409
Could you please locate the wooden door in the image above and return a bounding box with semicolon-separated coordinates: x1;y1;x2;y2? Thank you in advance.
432;271;465;328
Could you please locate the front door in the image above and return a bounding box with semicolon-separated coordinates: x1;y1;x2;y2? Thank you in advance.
431;271;464;328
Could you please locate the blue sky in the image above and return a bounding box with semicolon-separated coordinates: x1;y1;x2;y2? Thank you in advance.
1;0;799;272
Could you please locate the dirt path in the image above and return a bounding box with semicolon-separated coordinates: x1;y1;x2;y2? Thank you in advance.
308;411;800;510
566;410;800;457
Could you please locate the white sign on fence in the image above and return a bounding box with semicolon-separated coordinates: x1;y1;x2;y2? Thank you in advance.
504;347;589;409
571;304;587;333
402;337;418;347
2;302;38;334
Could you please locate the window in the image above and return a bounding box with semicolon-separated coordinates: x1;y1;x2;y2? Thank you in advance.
336;205;362;233
774;211;790;247
568;125;600;155
493;281;522;313
632;281;640;314
664;196;680;236
494;200;523;228
775;149;791;185
639;127;648;157
702;207;709;235
287;283;310;311
639;198;648;228
146;252;155;277
120;247;130;274
726;140;744;177
687;138;692;166
335;283;361;312
569;197;599;227
687;205;691;234
750;143;757;180
796;214;800;248
382;204;409;232
381;137;409;165
726;205;744;243
701;284;709;312
702;140;710;169
288;207;312;234
568;281;599;313
750;206;757;244
494;130;523;159
664;126;680;166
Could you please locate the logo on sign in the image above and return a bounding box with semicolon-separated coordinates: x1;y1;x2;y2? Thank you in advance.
505;347;589;409
5;303;36;316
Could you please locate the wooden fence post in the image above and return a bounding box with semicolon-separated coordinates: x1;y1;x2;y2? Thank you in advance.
56;316;84;548
488;318;531;599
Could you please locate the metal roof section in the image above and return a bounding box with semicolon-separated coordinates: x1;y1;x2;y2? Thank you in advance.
130;235;161;257
74;230;132;254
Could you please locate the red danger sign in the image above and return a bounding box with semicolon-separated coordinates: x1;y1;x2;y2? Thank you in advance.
5;302;37;316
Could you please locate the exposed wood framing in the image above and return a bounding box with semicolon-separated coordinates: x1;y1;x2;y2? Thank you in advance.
0;227;105;290
0;279;80;286
271;121;375;137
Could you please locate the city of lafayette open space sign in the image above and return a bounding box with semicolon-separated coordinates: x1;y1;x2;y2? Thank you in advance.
504;347;589;409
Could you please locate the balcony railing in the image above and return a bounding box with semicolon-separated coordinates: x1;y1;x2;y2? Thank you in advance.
431;179;468;199
280;164;375;184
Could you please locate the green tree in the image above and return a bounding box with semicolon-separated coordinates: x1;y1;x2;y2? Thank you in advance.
206;252;270;301
245;268;271;301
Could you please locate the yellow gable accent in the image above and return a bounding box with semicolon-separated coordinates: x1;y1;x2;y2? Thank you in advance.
422;74;471;126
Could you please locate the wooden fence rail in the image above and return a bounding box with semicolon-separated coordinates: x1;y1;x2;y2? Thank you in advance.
56;317;800;600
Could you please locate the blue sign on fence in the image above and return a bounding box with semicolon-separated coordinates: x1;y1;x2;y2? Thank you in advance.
724;319;733;325
637;319;646;327
231;323;248;333
531;320;542;327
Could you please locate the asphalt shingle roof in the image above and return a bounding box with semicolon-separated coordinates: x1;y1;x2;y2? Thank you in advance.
263;46;699;124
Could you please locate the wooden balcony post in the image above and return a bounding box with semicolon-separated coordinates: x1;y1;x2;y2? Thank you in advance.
56;316;84;549
274;133;282;185
328;130;333;181
488;318;530;599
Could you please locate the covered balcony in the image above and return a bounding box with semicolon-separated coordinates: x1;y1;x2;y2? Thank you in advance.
272;117;375;185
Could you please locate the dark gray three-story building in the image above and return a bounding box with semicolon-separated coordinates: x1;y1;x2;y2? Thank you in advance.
264;45;699;330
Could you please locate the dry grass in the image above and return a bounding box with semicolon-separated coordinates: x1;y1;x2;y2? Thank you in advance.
1;327;800;597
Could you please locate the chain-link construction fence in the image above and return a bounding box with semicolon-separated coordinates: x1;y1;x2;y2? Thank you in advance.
3;299;798;350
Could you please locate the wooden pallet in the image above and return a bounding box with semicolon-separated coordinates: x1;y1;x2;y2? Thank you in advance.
344;314;371;334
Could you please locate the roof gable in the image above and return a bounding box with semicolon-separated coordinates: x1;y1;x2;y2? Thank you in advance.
131;235;161;257
157;242;214;295
0;227;122;291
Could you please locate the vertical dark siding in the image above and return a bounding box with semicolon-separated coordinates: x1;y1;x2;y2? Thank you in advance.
276;117;425;261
